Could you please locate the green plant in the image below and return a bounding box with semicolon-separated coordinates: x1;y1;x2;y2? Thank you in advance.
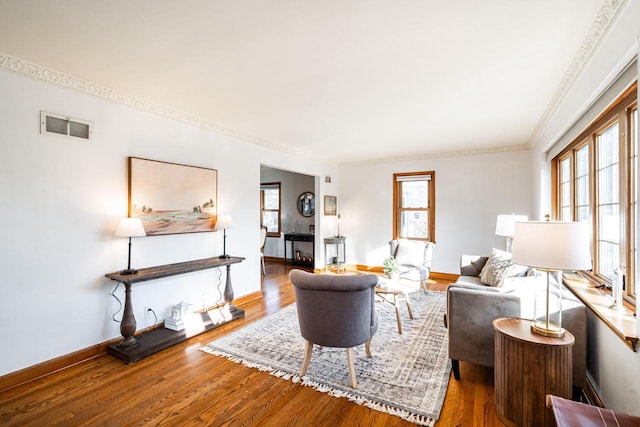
383;257;399;274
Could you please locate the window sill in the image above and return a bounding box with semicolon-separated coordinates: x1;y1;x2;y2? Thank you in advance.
563;273;638;352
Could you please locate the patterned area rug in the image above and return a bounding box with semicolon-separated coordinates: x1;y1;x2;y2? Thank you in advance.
200;291;451;426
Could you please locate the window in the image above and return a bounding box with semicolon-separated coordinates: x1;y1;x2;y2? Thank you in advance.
596;121;620;281
553;83;637;303
260;182;281;237
393;171;435;241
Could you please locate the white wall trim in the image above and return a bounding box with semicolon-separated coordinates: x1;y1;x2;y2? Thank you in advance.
339;144;529;166
528;0;631;146
0;52;309;159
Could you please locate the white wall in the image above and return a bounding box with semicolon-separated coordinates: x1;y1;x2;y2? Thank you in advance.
528;0;640;415
260;166;314;259
339;150;531;274
0;70;337;376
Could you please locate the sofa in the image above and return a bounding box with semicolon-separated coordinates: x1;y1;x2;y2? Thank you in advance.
446;250;587;394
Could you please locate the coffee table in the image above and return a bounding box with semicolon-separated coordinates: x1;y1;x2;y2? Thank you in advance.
375;277;422;334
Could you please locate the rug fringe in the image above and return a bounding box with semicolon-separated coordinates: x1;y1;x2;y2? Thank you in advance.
200;346;435;426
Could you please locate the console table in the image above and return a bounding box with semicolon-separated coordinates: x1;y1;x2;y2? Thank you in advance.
324;236;346;272
284;233;314;267
105;256;245;364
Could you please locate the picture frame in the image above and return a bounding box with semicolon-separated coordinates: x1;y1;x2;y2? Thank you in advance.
129;157;218;235
324;195;337;216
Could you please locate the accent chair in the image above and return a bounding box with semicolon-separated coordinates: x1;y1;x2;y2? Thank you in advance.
389;239;434;293
288;269;379;388
259;226;267;275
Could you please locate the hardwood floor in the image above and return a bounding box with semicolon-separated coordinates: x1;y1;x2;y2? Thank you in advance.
0;261;503;426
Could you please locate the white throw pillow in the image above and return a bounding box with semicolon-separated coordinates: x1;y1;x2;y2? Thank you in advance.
395;240;425;266
480;248;519;287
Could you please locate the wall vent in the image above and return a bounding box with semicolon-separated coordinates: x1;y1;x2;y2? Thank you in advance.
40;111;92;140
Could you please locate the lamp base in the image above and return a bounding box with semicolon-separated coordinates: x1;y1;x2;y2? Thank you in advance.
118;268;138;275
218;254;230;259
609;302;625;311
531;321;565;338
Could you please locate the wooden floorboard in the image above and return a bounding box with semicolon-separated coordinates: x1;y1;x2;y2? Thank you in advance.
0;261;503;426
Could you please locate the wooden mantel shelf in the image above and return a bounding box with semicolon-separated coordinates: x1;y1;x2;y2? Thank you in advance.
563;275;637;352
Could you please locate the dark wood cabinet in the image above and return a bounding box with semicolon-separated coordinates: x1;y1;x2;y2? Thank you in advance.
284;233;315;267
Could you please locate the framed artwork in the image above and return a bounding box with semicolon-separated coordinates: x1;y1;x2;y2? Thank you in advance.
129;157;218;235
324;195;337;216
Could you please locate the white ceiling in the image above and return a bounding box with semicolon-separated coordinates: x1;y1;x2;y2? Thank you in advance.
0;0;607;164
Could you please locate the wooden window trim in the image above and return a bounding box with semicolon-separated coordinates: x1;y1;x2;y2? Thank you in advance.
552;82;637;307
392;171;436;242
563;272;637;352
260;182;281;237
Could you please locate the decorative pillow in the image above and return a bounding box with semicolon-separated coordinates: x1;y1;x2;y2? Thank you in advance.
395;240;426;266
480;248;524;287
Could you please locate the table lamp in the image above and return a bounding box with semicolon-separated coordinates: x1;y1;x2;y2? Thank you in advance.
512;221;591;337
495;214;528;252
216;215;234;258
114;217;147;275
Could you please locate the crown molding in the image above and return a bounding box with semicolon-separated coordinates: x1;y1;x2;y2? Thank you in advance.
0;52;309;158
338;144;530;167
528;0;630;147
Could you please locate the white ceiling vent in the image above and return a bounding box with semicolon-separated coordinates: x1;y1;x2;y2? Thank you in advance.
40;111;92;140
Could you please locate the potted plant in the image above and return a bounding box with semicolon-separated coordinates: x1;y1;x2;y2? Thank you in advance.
383;256;400;280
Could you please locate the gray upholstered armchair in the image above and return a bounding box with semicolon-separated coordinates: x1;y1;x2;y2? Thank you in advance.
389;239;434;293
289;269;379;388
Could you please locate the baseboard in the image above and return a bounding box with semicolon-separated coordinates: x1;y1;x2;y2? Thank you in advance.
0;339;115;392
0;291;264;392
353;264;457;282
583;376;606;407
233;290;264;307
429;271;458;282
354;264;383;273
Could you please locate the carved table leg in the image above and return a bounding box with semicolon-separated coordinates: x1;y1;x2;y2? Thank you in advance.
223;264;234;303
119;282;137;347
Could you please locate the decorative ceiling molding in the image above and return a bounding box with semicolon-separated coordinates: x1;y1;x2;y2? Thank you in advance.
528;0;630;146
0;51;531;165
339;144;530;167
0;52;307;158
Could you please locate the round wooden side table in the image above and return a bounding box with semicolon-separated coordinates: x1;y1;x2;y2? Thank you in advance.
493;317;574;427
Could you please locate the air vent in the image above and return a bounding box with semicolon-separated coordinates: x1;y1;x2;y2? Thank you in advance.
40;111;92;140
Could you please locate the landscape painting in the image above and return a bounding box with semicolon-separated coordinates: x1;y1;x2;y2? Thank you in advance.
129;157;218;235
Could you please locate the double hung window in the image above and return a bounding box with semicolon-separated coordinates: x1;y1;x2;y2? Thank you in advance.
393;171;435;241
260;182;281;237
553;84;637;303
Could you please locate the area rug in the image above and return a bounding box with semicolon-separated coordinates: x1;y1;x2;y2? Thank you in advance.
200;291;451;426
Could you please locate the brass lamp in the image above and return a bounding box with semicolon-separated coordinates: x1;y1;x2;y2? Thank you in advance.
512;221;591;338
495;214;528;252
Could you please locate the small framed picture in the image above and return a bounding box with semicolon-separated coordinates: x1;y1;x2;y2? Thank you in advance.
324;195;337;216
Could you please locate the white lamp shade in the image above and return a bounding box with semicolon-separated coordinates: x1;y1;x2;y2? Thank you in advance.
216;215;234;230
114;217;146;238
512;221;592;271
495;214;528;237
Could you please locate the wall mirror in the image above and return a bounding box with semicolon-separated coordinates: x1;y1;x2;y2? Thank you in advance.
296;192;315;217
